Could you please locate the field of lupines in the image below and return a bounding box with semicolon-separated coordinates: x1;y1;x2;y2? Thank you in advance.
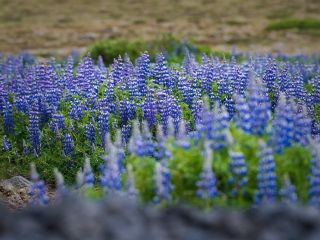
1;47;320;208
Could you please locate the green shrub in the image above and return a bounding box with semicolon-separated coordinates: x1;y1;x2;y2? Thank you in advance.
266;18;320;31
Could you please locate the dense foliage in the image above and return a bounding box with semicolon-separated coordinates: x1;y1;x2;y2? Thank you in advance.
0;48;320;208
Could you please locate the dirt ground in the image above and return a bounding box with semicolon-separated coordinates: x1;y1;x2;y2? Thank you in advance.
0;0;319;55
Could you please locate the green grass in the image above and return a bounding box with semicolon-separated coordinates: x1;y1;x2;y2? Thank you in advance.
266;18;320;31
88;34;233;65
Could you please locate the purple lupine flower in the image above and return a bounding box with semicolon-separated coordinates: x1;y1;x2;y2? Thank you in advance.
196;142;218;199
153;53;173;88
121;124;131;144
76;168;84;189
154;124;172;160
177;73;194;107
1;135;11;152
234;94;251;133
263;59;277;92
114;129;125;173
280;175;298;205
228;151;248;197
100;143;122;194
308;140;320;206
85;122;95;148
62;133;74;156
22;139;29;155
54;168;67;197
143;89;157;128
3;102;14;135
126;164;138;200
293;104;312;146
154;160;173;204
269;94;294;153
135;52;150;97
69;99;83;121
247;75;271;135
176;119;190;149
119;99;136;125
83;156;94;188
28;163;49;206
98;111;109;147
29;106;41;156
254;141;277;204
209;104;229;150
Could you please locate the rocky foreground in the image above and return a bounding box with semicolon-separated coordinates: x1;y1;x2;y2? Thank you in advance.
0;195;319;240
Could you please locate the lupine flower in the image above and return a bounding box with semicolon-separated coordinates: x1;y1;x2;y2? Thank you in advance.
85;122;95;149
100;143;122;194
143;89;157;128
229;151;248;197
176;119;190;149
1;135;11;151
269;94;294;153
98;111;109;147
3;102;14;135
196;142;218;199
29;106;41;156
126;164;138;200
62;133;74;156
28;163;49;205
83;156;94;187
54;168;66;197
22;139;29;155
308;140;320;206
234;94;251;133
76;168;84;189
247;75;271;135
254;141;277;204
153;53;173;88
154;160;173;204
280;175;298;205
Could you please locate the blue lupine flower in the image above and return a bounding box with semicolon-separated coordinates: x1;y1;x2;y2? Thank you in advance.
121;124;131;144
62;133;74;156
28;163;49;206
234;94;251;133
98;111;109;147
85;122;95;147
269;94;294;153
119;99;136;125
176;119;190;149
263;59;277;92
100;144;122;194
196;142;218;199
154;160;173;204
54;168;67;197
153;53;173;88
29;106;41;156
3;102;14;135
254;141;277;204
1;135;11;151
293;104;312;146
280;175;298;205
83;157;95;188
308;140;320;206
22;139;29;155
247;75;271;135
126;164;138;200
229;151;248;197
143;89;157;128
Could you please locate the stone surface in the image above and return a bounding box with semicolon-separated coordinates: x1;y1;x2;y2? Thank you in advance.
0;196;320;239
0;176;30;209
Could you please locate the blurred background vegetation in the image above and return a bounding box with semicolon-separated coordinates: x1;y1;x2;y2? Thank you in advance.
0;0;319;56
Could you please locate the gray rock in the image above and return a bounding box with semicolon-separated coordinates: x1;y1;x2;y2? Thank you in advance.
0;197;320;239
0;176;30;208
